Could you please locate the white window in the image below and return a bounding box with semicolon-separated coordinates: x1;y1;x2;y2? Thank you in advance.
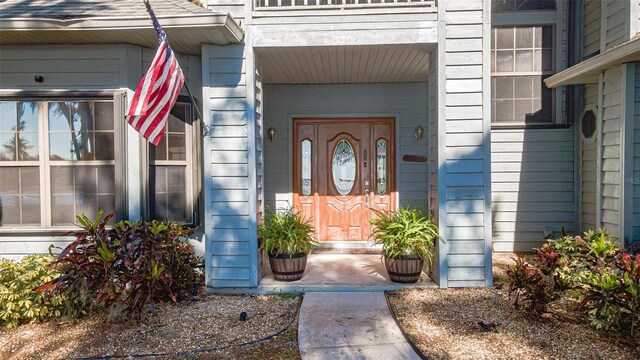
491;0;562;126
147;98;199;225
0;98;122;228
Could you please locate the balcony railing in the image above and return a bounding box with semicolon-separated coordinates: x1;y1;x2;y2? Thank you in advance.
255;0;436;10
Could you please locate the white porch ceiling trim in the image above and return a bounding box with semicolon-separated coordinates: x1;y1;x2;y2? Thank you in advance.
545;35;640;88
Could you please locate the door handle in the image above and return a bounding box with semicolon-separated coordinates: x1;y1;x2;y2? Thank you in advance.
364;180;370;208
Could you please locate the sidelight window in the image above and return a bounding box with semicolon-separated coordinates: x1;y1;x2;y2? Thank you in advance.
301;139;312;196
376;139;387;195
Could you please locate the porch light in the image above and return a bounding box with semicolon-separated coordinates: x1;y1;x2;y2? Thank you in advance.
414;125;424;141
267;127;277;142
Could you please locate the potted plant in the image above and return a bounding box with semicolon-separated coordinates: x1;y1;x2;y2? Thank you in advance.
258;209;316;281
369;205;440;283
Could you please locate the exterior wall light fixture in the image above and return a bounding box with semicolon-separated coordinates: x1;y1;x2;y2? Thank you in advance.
267;127;277;142
414;125;424;141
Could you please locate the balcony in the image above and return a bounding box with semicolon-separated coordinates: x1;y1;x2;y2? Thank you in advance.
255;0;436;10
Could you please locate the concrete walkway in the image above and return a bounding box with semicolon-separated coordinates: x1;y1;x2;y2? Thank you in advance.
298;292;421;360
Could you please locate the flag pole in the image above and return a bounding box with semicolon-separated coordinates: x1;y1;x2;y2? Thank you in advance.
143;0;204;122
183;82;205;122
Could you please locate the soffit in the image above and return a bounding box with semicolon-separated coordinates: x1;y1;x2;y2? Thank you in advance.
257;44;434;84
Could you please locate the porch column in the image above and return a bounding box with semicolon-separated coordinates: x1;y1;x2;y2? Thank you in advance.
435;0;493;287
202;41;260;289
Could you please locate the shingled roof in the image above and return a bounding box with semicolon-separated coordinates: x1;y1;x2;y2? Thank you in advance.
0;0;210;19
0;0;243;54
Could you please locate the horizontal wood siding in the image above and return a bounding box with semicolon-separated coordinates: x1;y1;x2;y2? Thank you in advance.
601;66;623;238
0;45;123;90
207;0;245;20
492;129;575;252
203;44;255;288
583;0;601;58
263;82;429;211
0;236;76;261
582;84;598;233
251;10;437;47
441;0;491;287
603;0;627;50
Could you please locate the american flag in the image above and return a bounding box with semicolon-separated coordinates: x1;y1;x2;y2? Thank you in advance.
126;4;184;146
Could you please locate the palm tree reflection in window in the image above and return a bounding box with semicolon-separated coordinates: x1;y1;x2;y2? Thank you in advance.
0;102;39;161
48;102;96;161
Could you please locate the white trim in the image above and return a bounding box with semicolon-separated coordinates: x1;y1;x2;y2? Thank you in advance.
0;14;240;33
201;44;212;288
545;36;640;88
599;0;607;55
245;36;259;287
596;71;604;229
621;62;635;246
436;3;448;289
482;0;493;287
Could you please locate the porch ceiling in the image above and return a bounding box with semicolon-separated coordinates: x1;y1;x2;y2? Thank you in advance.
256;44;434;84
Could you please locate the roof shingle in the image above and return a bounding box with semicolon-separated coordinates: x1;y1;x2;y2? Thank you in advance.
0;0;210;19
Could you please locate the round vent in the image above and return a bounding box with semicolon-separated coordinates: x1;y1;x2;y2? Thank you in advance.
581;110;596;139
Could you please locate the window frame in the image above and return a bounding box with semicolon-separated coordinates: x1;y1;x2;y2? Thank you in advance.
0;92;126;233
143;95;201;227
491;3;566;129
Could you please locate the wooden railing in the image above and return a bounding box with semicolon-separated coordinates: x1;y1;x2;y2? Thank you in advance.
255;0;436;9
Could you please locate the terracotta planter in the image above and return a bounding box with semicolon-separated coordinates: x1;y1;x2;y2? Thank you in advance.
384;255;424;283
269;253;308;281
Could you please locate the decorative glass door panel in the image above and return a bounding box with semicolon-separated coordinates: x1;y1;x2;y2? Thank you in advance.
293;118;395;242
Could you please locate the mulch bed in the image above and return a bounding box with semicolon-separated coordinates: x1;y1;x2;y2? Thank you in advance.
0;294;301;360
387;253;640;360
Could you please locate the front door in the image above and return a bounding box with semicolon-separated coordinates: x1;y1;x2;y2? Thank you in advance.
293;118;395;243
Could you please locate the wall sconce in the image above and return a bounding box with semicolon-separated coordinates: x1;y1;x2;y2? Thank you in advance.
267;127;277;142
414;125;424;141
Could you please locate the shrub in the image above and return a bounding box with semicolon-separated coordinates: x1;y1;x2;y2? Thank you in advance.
580;252;640;335
47;211;202;320
259;208;316;256
507;228;640;336
368;205;440;263
506;257;556;318
0;255;70;328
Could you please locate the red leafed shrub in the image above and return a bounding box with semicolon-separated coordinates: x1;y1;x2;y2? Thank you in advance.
45;211;202;320
506;257;556;318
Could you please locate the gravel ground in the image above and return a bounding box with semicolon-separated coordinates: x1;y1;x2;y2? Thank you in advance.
0;294;301;360
388;253;640;360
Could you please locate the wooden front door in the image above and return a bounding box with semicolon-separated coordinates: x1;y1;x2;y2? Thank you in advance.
293;118;395;243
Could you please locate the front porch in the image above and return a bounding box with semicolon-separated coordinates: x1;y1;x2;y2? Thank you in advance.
210;252;437;294
204;0;493;288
